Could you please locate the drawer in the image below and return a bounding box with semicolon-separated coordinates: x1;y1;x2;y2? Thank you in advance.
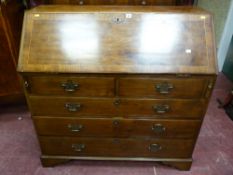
118;77;209;98
39;136;194;158
133;0;175;5
88;0;129;5
29;96;205;118
33;116;201;138
25;75;115;97
119;99;205;118
50;0;129;5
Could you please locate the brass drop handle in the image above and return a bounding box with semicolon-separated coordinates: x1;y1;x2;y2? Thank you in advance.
155;82;173;94
68;124;83;132
65;103;82;112
141;0;146;5
149;144;162;152
61;80;79;92
72;144;85;152
153;104;170;114
152;124;166;133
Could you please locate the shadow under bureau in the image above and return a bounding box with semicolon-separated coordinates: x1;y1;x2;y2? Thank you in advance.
17;6;217;170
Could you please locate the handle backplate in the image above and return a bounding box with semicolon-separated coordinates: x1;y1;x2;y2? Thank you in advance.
149;144;162;152
153;104;170;114
68;124;83;132
156;82;173;94
61;80;79;92
72;144;85;152
152;124;166;133
65;103;82;112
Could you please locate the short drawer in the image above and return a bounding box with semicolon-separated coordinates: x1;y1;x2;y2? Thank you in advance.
29;96;205;118
39;136;194;158
25;75;115;97
33;116;201;139
118;77;209;98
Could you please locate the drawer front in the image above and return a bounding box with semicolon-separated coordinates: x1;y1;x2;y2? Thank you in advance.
119;99;205;117
133;0;175;5
50;0;129;5
33;116;201;138
25;76;115;97
88;0;129;5
29;97;205;118
29;96;116;116
118;77;208;98
39;136;194;158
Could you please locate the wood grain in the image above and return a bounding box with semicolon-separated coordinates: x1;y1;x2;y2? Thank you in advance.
39;136;195;158
29;96;205;118
26;75;115;97
33;116;201;138
18;6;217;74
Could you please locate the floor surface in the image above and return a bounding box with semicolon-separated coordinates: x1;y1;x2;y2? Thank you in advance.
0;73;233;175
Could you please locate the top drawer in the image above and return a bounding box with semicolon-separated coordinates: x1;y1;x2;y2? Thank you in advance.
118;77;210;99
24;75;115;97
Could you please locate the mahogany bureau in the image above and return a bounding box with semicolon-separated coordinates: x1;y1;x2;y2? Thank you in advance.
17;6;217;170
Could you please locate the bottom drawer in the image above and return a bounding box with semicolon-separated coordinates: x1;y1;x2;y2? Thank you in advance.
39;136;195;158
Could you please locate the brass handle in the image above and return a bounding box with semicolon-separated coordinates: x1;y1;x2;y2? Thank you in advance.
156;82;173;94
149;144;162;152
68;124;83;132
141;0;146;5
65;103;81;112
152;124;166;133
61;80;79;92
153;104;170;114
72;144;85;152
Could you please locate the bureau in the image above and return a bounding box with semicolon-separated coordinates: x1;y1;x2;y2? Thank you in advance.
17;6;217;170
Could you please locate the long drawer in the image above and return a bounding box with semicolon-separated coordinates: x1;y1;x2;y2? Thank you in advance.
33;116;201;138
48;0;176;5
118;77;209;98
29;96;205;118
39;136;194;158
25;75;115;97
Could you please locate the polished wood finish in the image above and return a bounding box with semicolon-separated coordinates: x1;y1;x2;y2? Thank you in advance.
118;76;209;98
28;0;192;6
25;75;115;96
29;96;205;118
18;6;217;74
0;0;25;103
33;116;201;138
39;136;195;158
18;6;217;170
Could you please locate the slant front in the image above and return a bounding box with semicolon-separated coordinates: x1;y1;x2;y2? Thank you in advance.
18;6;217;74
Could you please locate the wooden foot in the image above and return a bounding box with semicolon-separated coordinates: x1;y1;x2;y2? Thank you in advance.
40;156;71;167
161;160;192;171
